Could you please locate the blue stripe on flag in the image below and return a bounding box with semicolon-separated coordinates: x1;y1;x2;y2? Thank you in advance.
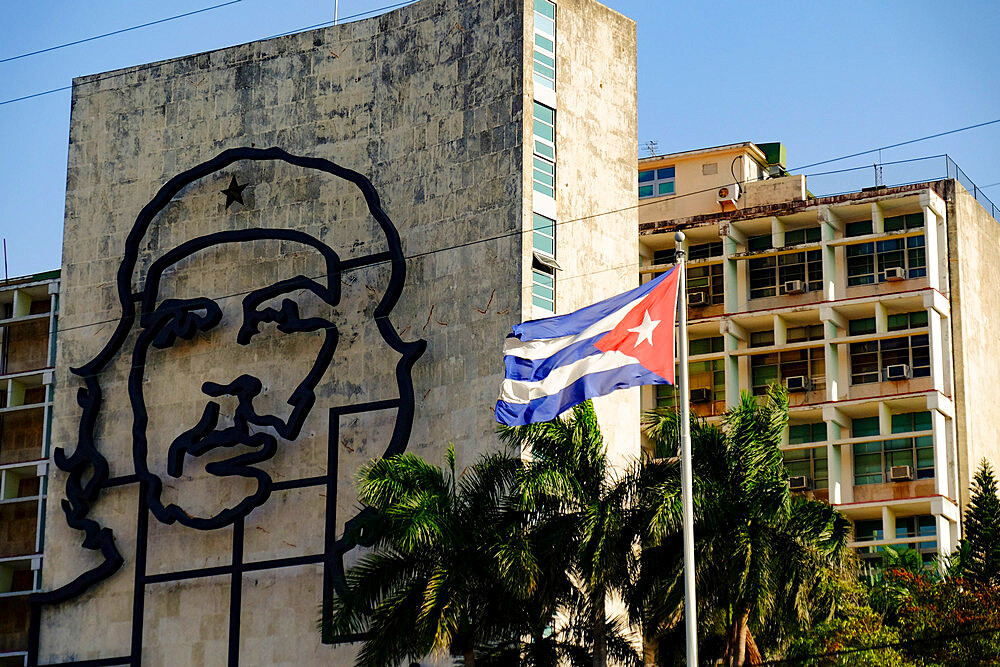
503;333;605;382
495;363;670;426
510;268;673;341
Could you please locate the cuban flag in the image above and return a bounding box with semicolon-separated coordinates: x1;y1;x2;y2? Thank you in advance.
495;267;681;426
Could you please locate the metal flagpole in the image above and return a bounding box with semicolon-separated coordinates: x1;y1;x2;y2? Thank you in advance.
334;0;339;24
675;231;698;665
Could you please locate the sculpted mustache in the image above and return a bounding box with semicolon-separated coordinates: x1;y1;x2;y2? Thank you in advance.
165;400;276;478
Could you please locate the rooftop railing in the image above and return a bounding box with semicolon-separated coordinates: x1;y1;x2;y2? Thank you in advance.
800;155;998;223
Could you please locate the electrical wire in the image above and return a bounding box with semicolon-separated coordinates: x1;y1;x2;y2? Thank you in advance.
788;118;1000;171
0;0;245;65
0;0;420;107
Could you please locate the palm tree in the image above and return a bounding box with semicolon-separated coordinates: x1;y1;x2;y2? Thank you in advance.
639;386;854;666
323;445;534;667
498;400;643;667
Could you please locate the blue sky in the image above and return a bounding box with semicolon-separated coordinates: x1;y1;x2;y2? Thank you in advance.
2;0;998;278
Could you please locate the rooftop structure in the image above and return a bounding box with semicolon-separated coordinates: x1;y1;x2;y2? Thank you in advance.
0;270;59;667
638;142;1000;564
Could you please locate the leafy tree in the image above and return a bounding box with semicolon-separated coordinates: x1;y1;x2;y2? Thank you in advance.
785;608;907;666
953;459;1000;584
640;386;854;666
324;446;532;667
499;400;643;667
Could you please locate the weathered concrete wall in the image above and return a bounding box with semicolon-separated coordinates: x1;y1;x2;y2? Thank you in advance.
946;181;1000;512
42;0;528;663
552;0;638;467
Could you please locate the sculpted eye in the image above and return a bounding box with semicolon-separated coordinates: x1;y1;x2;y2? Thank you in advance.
237;298;329;345
142;298;223;349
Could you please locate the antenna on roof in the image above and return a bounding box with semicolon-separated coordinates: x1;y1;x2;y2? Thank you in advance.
644;140;659;157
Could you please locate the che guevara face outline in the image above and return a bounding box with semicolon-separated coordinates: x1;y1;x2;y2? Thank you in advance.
130;229;341;529
48;147;426;610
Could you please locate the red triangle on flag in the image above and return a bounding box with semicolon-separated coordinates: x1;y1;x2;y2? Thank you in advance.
594;268;680;383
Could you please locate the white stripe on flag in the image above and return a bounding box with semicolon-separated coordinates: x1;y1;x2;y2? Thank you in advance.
499;350;640;404
502;291;650;360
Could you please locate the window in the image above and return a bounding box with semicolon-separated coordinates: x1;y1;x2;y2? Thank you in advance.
688;263;724;305
787;324;824;343
652;241;722;266
846;236;926;285
748;250;822;299
846;220;873;237
783;226;821;246
750;347;825;395
849;311;927;337
849;335;930;384
533;102;556;198
656;359;724;408
784;446;828;489
532;263;555;312
532;213;557;312
883;212;924;233
533;0;556;91
895;515;937;553
639;167;675;199
747;234;772;251
690;336;724;356
750;325;822;349
854;519;883;542
852;413;934;485
750;331;774;348
653;248;675;266
533;212;555;257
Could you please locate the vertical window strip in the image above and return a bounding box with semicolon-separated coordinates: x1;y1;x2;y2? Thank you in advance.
533;0;556;91
533;102;556;198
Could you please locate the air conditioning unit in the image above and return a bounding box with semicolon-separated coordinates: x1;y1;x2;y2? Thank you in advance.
785;375;811;392
688;291;708;307
889;465;913;482
783;280;807;295
882;267;906;282
690;388;713;403
884;364;912;381
788;475;811;491
717;183;741;203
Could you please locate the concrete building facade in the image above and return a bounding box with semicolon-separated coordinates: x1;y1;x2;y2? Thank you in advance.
0;271;60;667
638;143;1000;565
32;0;638;664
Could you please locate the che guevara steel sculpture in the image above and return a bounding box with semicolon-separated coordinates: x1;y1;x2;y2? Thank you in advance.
28;147;426;666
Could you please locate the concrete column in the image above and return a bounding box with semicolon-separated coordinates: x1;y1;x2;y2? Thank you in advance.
722;232;741;313
882;505;896;543
773;314;787;346
879;401;892;437
722;319;747;409
931;408;950;498
927;307;946;394
923;205;941;292
821;306;845;402
771;216;785;248
935;515;952;565
819;206;842;302
874;301;888;334
824;406;848;504
872;203;885;234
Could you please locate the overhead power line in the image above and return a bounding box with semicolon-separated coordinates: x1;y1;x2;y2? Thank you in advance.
0;0;419;107
0;0;245;65
790;118;1000;171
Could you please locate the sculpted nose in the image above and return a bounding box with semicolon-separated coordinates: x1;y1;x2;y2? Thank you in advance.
202;374;262;402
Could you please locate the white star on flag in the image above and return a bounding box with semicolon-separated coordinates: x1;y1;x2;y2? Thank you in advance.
627;310;660;348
